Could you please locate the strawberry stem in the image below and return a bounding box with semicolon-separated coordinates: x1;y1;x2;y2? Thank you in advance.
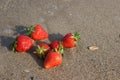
58;42;64;56
10;41;17;52
73;32;80;41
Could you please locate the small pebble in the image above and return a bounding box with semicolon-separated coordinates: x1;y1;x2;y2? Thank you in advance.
88;46;99;51
48;11;54;15
24;69;30;73
69;13;72;16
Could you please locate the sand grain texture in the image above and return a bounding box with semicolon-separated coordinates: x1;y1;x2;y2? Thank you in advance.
0;0;120;80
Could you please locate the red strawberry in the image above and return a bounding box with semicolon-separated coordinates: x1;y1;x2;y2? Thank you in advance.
12;35;34;52
26;24;48;40
44;42;64;69
50;41;60;49
35;43;50;59
62;32;80;48
50;41;64;55
44;51;62;69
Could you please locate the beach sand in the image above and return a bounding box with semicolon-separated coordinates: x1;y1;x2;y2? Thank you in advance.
0;0;120;80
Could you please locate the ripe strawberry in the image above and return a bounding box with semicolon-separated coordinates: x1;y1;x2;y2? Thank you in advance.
12;35;34;52
62;32;80;48
26;24;48;40
44;42;64;69
50;41;60;49
50;41;64;55
44;51;62;69
35;43;50;59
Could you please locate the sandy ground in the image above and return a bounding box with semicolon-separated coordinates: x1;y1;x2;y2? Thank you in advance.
0;0;120;80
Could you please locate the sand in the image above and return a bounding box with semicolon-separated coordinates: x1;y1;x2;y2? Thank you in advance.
0;0;120;80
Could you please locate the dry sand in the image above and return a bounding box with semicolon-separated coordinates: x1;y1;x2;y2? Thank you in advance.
0;0;120;80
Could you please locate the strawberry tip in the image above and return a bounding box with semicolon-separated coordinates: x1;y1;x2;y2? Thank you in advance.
44;65;49;69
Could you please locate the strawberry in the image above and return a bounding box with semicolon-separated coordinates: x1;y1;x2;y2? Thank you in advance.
50;41;64;55
39;43;50;53
44;42;64;69
44;51;62;69
50;41;60;49
35;43;50;59
26;24;48;40
62;32;80;48
12;35;34;52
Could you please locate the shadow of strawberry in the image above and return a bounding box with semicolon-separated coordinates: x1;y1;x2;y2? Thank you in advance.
48;33;63;42
0;36;15;51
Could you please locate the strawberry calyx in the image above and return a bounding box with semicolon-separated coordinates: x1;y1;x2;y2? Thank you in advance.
72;32;80;41
10;41;17;52
54;41;64;56
35;45;48;59
25;26;34;36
